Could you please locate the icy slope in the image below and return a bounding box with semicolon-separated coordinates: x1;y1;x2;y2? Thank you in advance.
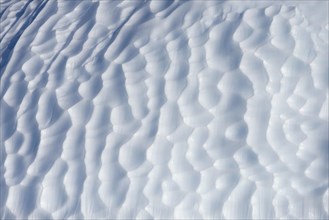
1;0;328;219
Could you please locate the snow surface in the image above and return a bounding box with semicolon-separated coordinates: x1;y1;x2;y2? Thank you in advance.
0;0;328;219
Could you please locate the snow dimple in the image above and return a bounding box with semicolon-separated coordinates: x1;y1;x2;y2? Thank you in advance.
1;0;328;219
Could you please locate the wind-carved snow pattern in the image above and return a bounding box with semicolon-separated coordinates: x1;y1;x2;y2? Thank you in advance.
0;0;328;219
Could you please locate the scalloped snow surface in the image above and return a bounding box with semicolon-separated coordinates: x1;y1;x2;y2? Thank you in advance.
1;0;328;219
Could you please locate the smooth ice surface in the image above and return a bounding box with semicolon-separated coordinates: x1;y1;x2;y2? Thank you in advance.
1;0;328;219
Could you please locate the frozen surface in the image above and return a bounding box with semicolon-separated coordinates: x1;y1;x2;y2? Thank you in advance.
0;0;328;219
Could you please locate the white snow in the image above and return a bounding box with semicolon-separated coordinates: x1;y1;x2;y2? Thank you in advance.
1;0;328;219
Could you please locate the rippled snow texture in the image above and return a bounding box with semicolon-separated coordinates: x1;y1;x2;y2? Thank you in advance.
1;0;328;219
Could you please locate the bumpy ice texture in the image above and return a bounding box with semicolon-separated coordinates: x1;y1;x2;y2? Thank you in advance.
1;0;328;219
